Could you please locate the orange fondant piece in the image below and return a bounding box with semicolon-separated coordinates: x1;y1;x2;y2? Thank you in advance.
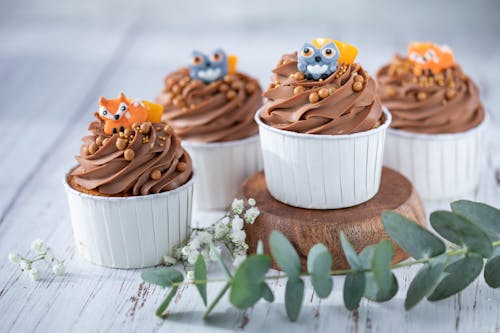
143;101;164;123
98;93;147;135
312;38;358;64
407;42;455;76
227;55;238;74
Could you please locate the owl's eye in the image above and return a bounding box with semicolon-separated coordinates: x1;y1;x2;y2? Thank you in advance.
211;52;223;62
322;48;336;59
193;56;203;66
301;47;313;58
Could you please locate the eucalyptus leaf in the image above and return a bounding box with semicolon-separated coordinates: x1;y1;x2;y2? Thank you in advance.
210;242;232;279
155;286;178;317
451;200;500;239
340;232;362;270
270;231;301;278
142;267;184;288
372;240;394;292
343;272;365;310
428;253;484;301
364;272;398;302
430;211;493;257
307;244;333;298
256;240;264;255
263;283;275;302
230;255;271;309
285;278;304;322
194;255;207;306
484;247;500;288
405;253;447;310
382;211;445;259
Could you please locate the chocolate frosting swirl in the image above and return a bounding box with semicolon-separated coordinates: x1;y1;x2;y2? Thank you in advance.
70;118;192;196
376;55;484;134
157;68;263;142
259;53;383;135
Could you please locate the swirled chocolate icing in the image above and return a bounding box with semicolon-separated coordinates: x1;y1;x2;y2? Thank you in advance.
70;117;192;196
376;55;484;134
259;53;383;135
157;68;263;142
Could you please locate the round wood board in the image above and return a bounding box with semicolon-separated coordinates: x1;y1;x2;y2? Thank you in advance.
241;167;426;270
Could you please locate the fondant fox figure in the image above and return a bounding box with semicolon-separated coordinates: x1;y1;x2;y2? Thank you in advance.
97;93;149;135
407;42;455;77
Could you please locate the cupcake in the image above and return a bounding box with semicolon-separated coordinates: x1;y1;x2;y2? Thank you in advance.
257;38;391;209
157;49;263;210
377;42;486;199
64;93;194;268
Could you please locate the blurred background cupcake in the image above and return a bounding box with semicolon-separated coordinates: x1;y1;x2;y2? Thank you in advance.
256;38;391;209
65;93;194;268
157;49;263;210
377;42;486;199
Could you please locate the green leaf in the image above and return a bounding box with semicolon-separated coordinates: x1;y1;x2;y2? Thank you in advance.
372;240;394;292
343;272;365;310
340;232;362;270
230;255;271;309
256;240;264;255
405;253;447;310
155;286;178;317
141;267;184;288
307;244;333;298
262;283;275;302
364;272;398;302
269;231;301;278
285;278;304;322
210;243;232;279
194;255;207;306
451;200;500;239
430;211;493;257
484;247;500;288
428;253;484;301
382;211;445;259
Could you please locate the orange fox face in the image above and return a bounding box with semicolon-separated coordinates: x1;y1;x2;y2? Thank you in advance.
407;42;455;77
98;93;147;135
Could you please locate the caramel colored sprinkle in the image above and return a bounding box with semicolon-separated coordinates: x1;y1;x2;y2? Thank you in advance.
224;75;233;83
124;148;135;161
132;122;140;131
309;92;320;103
140;122;151;135
124;129;132;137
293;72;305;80
177;162;187;172
245;83;256;94
417;91;427;101
81;146;89;157
88;142;98;154
231;81;241;90
159;143;164;147
150;169;161;180
226;90;237;100
352;81;363;92
354;75;365;84
164;125;174;135
95;136;103;146
293;86;305;95
102;138;110;145
318;88;329;99
219;83;229;92
171;84;181;94
142;136;150;144
116;138;127;151
445;89;456;100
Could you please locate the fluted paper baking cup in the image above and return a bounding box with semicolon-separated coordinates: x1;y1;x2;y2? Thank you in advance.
64;174;194;269
255;108;391;209
182;135;262;211
384;117;487;200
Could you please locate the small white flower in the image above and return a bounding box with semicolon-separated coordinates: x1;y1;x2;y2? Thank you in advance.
200;247;210;262
197;231;213;245
163;255;177;266
31;239;47;255
52;263;65;275
244;207;260;224
29;268;41;281
190;238;201;250
231;230;246;244
231;216;244;231
231;198;245;214
8;253;21;264
214;221;229;239
44;251;54;263
187;250;200;265
233;255;246;267
248;198;256;206
186;270;195;281
209;245;222;261
20;260;31;271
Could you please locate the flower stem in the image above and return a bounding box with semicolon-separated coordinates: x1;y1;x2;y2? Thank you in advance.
203;282;231;320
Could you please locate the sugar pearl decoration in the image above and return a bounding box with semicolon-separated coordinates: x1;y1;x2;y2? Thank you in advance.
309;92;320;103
445;89;456;100
95;136;103;146
164;125;174;135
293;72;305;80
116;138;128;151
318;88;329;99
417;91;427;101
219;83;229;92
352;81;363;92
81;146;89;157
177;162;187;172
226;90;237;100
293;86;305;95
124;148;135;161
150;169;161;180
140;122;151;134
245;83;256;94
88;142;98;154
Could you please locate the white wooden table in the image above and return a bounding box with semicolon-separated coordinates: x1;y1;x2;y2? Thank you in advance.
1;1;500;332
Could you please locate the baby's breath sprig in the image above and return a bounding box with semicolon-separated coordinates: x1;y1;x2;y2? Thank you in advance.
164;198;260;274
8;239;65;281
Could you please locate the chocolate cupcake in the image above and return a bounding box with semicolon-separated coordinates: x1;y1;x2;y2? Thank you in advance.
377;42;486;199
64;93;194;268
157;49;263;210
256;39;391;209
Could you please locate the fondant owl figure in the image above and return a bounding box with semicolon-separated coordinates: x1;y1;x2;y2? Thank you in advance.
189;49;228;83
297;42;340;80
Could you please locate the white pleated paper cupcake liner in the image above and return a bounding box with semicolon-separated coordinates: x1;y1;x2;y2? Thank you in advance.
64;174;194;269
182;135;263;211
255;108;392;209
384;118;487;200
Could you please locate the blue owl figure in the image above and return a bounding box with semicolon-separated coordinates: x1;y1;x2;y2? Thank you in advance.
297;42;340;80
189;49;228;83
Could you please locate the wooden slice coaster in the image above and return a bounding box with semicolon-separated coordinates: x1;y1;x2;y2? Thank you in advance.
241;167;426;270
